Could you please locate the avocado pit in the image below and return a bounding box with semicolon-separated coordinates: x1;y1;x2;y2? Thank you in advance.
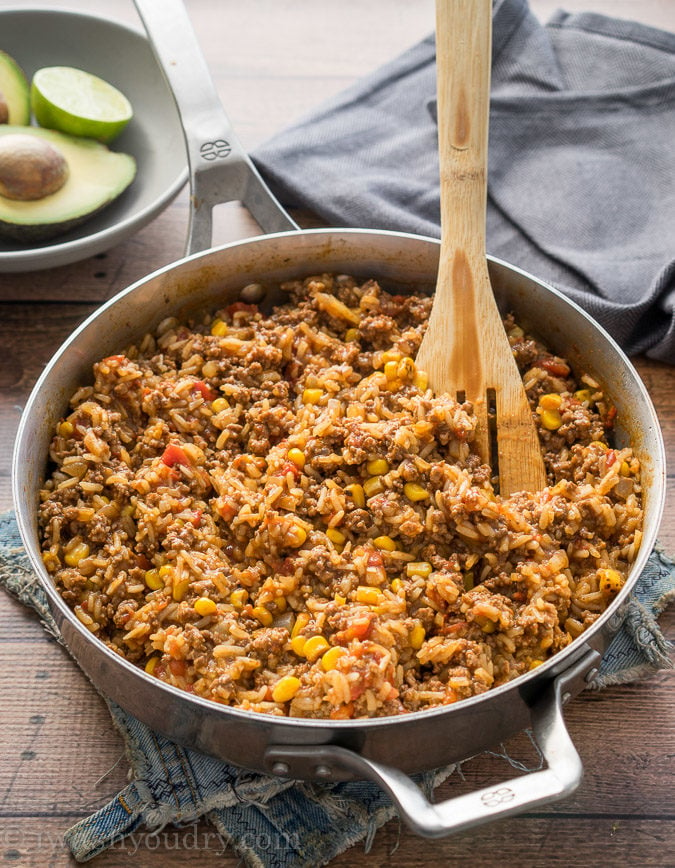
0;133;69;200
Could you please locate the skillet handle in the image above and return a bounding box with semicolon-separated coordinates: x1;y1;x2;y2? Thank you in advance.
133;0;298;255
266;650;600;838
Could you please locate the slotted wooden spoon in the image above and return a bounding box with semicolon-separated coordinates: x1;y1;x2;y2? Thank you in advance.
416;0;546;495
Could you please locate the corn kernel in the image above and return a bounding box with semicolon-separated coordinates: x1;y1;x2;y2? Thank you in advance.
230;588;248;608
273;596;287;614
272;675;302;703
374;535;397;552
384;360;399;381
286;522;307;548
291;612;310;638
397;357;416;381
334;593;347;606
326;527;346;545
391;578;404;594
540;409;563;431
41;550;60;572
321;646;346;671
381;349;402;364
480;619;497;634
211;397;229;413
144;568;164;591
291;635;308;656
410;624;426;649
620;461;631;477
58;420;74;437
344;483;365;508
302;388;324;405
64;541;90;567
303;635;330;661
172;578;191;602
287;447;306;469
598;568;623;596
363;476;384;497
366;458;389;476
529;659;544;670
355;586;384;605
252;605;273;627
194;597;217;616
574;389;594;404
539;393;563;411
344;328;359;342
413;369;429;390
406;561;432;579
210;318;228;336
145;655;160;675
403;482;430;502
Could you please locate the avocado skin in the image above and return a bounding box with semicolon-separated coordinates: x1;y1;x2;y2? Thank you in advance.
0;205;115;242
0;51;30;125
0;125;136;243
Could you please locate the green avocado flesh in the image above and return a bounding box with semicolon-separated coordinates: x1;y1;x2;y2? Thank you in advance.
0;125;136;242
0;51;30;125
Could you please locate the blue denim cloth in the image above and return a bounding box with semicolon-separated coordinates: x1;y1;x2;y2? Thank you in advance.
1;510;673;865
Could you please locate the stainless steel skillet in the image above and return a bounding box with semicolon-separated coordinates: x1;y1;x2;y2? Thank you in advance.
12;0;666;840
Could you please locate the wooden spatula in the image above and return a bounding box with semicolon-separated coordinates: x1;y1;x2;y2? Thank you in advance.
416;0;546;496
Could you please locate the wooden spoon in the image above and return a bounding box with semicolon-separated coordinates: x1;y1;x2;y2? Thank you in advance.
416;0;546;495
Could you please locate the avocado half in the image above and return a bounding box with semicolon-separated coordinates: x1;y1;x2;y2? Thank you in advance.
0;51;30;125
0;125;136;242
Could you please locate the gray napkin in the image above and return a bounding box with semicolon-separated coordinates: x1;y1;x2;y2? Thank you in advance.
252;0;675;362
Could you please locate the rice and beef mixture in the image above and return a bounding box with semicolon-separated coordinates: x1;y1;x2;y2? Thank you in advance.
39;274;643;719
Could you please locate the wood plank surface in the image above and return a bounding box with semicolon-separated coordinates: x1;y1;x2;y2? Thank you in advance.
1;2;673;867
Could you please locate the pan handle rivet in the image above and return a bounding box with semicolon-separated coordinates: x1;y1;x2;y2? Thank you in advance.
271;762;290;776
584;668;599;683
314;764;332;779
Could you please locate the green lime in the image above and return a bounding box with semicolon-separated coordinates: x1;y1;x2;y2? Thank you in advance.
31;66;133;143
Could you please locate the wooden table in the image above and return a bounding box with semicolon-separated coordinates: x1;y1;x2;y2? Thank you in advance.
1;1;673;866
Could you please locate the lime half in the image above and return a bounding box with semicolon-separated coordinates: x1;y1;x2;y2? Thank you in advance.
31;66;133;143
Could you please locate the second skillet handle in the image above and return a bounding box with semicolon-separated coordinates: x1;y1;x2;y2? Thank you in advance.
266;649;600;838
133;0;298;255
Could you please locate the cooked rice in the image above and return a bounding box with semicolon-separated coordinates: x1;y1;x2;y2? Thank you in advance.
38;274;643;719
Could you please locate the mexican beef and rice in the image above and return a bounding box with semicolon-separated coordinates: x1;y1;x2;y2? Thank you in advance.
38;274;643;719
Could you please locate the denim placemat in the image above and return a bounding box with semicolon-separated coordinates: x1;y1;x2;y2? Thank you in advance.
1;509;673;865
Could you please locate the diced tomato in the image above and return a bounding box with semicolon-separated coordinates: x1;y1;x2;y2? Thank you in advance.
330;702;355;720
192;380;216;401
367;550;384;568
538;357;571;378
161;444;190;468
604;405;617;429
169;659;186;677
216;500;237;521
278;461;301;479
226;301;258;316
336;614;374;643
605;450;617;467
350;683;366;701
191;509;203;527
102;354;126;364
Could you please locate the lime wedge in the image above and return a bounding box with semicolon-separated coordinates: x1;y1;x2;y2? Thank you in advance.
31;66;133;143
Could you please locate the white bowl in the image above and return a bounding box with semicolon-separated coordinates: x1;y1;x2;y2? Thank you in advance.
0;7;187;272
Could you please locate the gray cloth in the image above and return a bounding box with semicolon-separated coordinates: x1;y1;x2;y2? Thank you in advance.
252;0;675;363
